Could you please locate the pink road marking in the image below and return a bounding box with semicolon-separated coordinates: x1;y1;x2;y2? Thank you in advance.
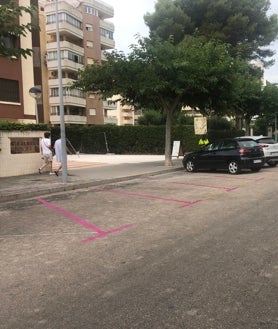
95;188;202;208
172;182;238;192
81;224;134;243
36;198;134;243
211;175;265;182
36;197;106;234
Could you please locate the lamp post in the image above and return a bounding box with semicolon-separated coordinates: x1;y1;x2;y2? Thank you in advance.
29;86;41;123
55;0;67;183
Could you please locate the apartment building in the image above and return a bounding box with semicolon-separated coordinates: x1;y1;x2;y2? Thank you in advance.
0;0;43;123
1;0;138;126
42;0;115;125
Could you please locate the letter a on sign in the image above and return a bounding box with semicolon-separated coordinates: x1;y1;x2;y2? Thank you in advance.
194;117;207;135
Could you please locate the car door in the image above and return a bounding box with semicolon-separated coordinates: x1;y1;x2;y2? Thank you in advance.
215;139;237;168
195;142;220;169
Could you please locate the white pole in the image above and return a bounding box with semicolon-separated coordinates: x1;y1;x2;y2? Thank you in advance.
55;0;67;183
275;113;278;142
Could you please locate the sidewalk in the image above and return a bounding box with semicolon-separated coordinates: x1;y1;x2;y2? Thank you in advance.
0;154;184;203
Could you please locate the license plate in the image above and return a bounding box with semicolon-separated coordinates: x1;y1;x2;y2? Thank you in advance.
253;159;262;163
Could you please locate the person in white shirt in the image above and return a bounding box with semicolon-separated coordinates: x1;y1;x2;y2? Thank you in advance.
39;132;55;175
53;136;62;176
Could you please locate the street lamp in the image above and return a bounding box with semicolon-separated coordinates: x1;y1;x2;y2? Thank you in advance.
55;0;67;183
29;86;41;123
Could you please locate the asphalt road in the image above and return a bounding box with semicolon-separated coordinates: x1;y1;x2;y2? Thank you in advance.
1;167;278;329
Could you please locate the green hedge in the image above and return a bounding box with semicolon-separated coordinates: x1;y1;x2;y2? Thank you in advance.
51;125;244;154
0;121;244;154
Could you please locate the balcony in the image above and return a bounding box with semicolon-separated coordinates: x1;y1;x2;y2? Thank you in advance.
48;78;76;88
100;36;115;50
103;100;117;110
50;115;87;125
46;21;83;40
50;96;86;107
100;20;114;33
47;41;84;57
47;58;83;72
104;116;118;125
92;0;114;19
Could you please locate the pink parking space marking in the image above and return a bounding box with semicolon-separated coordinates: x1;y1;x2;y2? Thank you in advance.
171;182;239;192
211;175;265;182
95;188;202;208
36;198;133;243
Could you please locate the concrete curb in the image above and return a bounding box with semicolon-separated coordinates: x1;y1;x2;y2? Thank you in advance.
0;167;183;204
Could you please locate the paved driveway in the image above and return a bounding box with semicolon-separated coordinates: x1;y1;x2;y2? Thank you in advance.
1;167;278;329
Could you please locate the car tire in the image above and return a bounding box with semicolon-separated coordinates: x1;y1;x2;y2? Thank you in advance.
185;160;196;172
228;160;241;174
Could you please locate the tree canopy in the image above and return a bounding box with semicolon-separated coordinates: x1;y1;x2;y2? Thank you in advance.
145;0;278;65
0;0;36;59
74;36;238;165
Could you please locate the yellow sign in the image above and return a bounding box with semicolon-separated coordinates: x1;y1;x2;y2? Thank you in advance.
194;117;207;135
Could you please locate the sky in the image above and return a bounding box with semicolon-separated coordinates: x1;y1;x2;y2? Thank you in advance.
107;0;278;83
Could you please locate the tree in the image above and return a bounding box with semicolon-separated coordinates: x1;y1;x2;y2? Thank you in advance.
260;82;278;134
231;65;263;135
145;0;278;65
73;36;237;165
0;0;36;59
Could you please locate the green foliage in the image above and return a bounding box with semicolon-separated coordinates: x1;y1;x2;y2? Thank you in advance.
137;110;166;125
207;117;232;130
0;0;37;59
73;36;237;163
0;121;48;131
146;0;278;64
0;122;243;153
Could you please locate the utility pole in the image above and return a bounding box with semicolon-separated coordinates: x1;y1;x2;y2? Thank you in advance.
55;0;67;183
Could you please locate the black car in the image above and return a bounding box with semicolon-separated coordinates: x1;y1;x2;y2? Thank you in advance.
183;138;265;174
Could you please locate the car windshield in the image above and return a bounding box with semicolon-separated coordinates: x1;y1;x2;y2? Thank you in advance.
257;138;276;144
237;140;258;148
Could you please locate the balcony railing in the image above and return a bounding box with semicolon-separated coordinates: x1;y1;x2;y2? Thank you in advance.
50;115;87;125
47;58;83;72
47;41;84;56
50;96;86;107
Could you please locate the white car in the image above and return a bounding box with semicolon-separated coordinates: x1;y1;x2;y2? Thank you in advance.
236;136;278;167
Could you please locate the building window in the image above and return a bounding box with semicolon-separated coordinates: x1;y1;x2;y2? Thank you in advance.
85;6;98;16
86;41;93;48
87;58;94;65
51;106;60;115
46;13;82;30
0;35;16;50
89;108;96;115
50;87;85;98
0;78;20;103
85;24;93;31
100;28;113;40
47;50;84;64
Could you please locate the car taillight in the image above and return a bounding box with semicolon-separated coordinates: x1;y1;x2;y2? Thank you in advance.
239;148;250;155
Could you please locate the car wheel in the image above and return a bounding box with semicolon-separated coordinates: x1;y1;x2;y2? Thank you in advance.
228;160;241;174
185;160;196;172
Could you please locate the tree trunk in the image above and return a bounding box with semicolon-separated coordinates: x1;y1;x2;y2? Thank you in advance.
164;109;173;166
244;115;252;135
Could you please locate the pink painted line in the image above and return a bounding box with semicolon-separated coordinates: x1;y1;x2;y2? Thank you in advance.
95;188;201;207
36;197;106;234
172;182;239;192
81;224;134;243
211;175;265;182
